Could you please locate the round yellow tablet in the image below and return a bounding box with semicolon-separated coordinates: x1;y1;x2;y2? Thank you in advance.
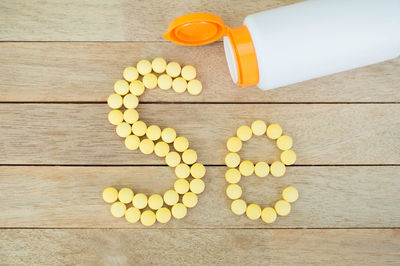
277;135;293;150
125;207;141;224
165;151;181;167
275;200;291;216
132;121;147;136
175;163;190;179
174;179;189;194
132;193;148;209
152;57;167;74
171;203;187;219
246;204;261;220
156;207;171;223
163;190;179;206
280;150;296;165
231;199;247;215
226;137;242;152
166;62;181;77
225;152;240;168
108;110;123;125
190;178;205;194
270;161;286;177
116;122;132;138
181;65;197;80
226;183;242;199
123;109;139;124
140;210;156;226
143;73;158;89
148;194;164;210
239;160;254;176
266;124;282;139
129;80;145;96
190;163;206;179
172;77;187;93
125;135;140;150
182;149;197;165
107;93;123;109
161;128;176;143
251;120;267;136
123;67;139;82
173;136;189;152
103;187;118;203
146;125;161;141
139;138;154;155
254;162;269;177
187;79;202;95
154;141;170;157
236;125;252;141
261;207;277;224
225;168;241;184
282;186;299;203
157;74;172;90
114;80;130;95
137;59;152;75
110;202;126;218
118;188;134;204
182;192;198;208
123;93;139;109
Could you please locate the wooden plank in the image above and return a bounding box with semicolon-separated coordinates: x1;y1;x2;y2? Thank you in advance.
0;166;399;228
1;42;399;102
0;104;399;165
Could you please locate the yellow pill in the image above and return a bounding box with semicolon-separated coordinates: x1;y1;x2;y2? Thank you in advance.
114;79;130;95
181;65;197;80
139;139;154;155
225;152;240;168
182;149;197;165
166;61;181;77
163;190;179;206
102;187;118;203
108;110;123;125
154;141;170;157
282;186;299;203
107;93;123;109
251;120;267;136
277;135;293;150
161;127;176;143
175;163;190;179
246;204;261;220
226;183;242;200
132;120;147;136
225;168;241;183
148;194;164;210
239;160;254;176
165;151;181;167
157;74;172;90
236;125;252;141
187;79;202;96
118;188;134;204
116;122;132;138
172;77;187;93
254;162;269;177
137;59;152;75
171;203;187;219
110;202;126;218
173;136;189;152
226;136;242;152
231;199;247;216
123;109;139;124
156;207;171;223
123;66;139;82
152;57;167;74
261;207;277;224
129;80;145;96
266;124;282;139
182;192;198;208
280;150;296;165
190;178;205;194
275;200;291;216
125;135;140;150
132;193;148;209
146;125;161;141
125;207;141;224
190;163;206;179
143;73;158;89
174;179;189;194
123;93;139;109
141;210;156;226
270;161;286;177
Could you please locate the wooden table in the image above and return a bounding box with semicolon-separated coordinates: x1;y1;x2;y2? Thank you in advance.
1;0;399;264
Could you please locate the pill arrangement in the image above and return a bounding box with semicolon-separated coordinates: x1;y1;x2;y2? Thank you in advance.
225;120;299;224
104;58;205;226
